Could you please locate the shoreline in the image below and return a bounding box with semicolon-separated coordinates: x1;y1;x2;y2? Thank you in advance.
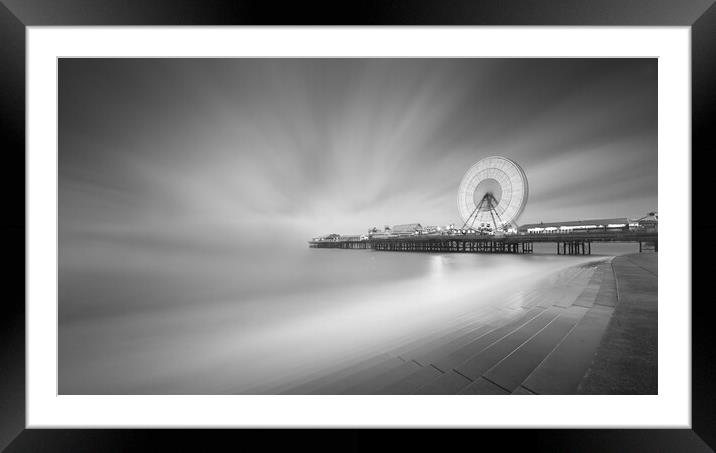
251;251;657;395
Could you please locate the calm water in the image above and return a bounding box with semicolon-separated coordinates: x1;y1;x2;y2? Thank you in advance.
59;242;638;394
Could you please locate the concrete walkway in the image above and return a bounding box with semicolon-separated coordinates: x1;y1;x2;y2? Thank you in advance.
577;253;658;394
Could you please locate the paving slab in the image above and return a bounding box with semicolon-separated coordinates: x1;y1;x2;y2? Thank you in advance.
459;377;510;395
432;307;546;372
341;359;423;394
411;324;494;366
281;353;395;394
507;287;543;309
310;356;407;394
376;363;444;394
572;285;601;308
395;323;482;359
534;269;590;309
627;252;657;275
511;386;537;395
554;275;595;308
522;304;614;394
388;305;506;357
414;370;472;394
482;312;583;392
455;309;560;380
388;316;480;357
594;263;618;307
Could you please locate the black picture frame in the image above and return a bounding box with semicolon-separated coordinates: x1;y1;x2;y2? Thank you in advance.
1;1;713;451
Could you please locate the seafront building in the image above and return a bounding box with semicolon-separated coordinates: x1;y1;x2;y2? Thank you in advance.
517;216;657;235
390;223;424;236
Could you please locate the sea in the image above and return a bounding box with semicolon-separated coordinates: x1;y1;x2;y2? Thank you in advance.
58;241;639;394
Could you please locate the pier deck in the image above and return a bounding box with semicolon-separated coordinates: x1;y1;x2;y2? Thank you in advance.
309;231;658;255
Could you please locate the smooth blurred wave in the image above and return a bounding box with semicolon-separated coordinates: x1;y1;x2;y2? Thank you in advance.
59;244;637;394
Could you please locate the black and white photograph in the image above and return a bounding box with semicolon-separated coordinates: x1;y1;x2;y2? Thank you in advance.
58;57;658;396
2;0;712;447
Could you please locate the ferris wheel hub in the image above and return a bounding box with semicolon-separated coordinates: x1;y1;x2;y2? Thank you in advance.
473;178;503;207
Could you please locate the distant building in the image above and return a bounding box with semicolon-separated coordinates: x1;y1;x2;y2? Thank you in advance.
636;219;658;231
391;223;423;236
630;212;658;232
367;225;388;238
313;233;341;241
517;218;630;234
421;225;440;235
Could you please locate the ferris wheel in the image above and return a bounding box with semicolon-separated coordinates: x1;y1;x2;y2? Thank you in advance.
457;156;528;231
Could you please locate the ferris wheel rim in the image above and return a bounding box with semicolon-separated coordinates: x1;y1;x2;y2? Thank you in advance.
456;156;529;229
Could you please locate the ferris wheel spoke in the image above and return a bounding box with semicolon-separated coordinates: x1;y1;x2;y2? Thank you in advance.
491;194;506;229
461;195;485;230
486;195;499;230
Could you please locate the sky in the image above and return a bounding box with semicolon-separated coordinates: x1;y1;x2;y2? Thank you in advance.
59;58;657;253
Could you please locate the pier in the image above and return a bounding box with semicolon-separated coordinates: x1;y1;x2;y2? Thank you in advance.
309;231;658;255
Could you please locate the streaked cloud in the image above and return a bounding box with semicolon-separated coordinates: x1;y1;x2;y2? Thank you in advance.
60;58;656;246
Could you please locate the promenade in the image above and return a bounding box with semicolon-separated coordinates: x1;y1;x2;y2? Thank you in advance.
578;253;658;394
